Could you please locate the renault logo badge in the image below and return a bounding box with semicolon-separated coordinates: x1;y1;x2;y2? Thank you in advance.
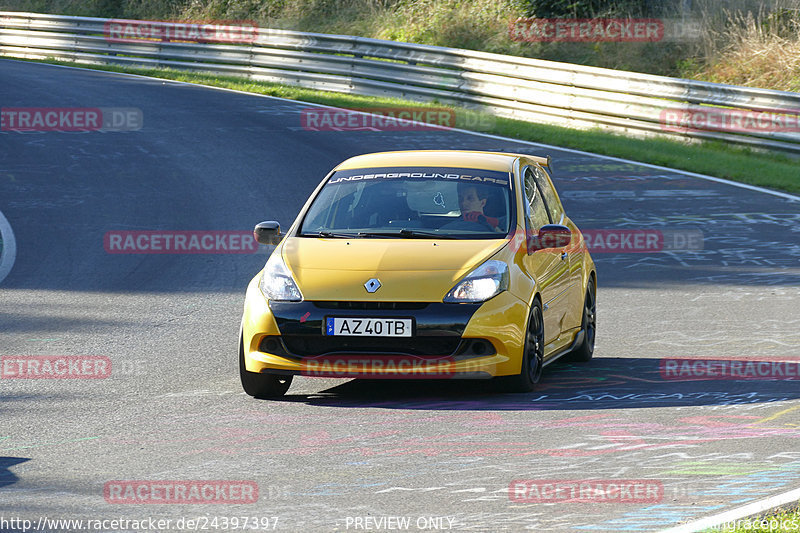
364;278;381;293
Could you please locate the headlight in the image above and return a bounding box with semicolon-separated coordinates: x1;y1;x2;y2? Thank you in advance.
443;259;508;303
259;251;303;302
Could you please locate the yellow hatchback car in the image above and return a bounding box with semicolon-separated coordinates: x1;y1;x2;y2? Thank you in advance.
239;150;596;398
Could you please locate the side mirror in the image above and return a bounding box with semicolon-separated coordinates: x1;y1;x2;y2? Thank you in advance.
528;224;571;253
254;221;282;245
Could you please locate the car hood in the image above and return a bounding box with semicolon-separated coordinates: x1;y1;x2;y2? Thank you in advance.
281;236;507;302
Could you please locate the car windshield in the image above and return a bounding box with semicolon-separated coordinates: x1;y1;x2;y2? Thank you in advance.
299;166;513;239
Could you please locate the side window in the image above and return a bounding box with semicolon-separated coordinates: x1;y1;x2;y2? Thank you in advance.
532;166;564;222
524;168;550;230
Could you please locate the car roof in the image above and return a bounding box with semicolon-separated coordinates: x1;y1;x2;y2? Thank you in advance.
334;150;550;172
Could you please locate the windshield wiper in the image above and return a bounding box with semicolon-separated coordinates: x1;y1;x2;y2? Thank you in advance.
357;229;458;239
301;231;362;238
304;229;460;239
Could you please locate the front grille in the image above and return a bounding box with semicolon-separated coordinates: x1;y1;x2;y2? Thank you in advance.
313;301;428;311
266;301;485;359
281;335;460;357
260;335;496;360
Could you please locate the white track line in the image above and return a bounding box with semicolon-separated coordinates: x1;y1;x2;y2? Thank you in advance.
7;58;800;203
0;208;17;284
659;486;800;533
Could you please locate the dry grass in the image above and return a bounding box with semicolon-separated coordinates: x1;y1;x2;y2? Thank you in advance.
2;0;800;91
684;7;800;91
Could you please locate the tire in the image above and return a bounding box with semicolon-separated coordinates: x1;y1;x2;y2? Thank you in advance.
568;277;596;363
239;334;292;398
502;299;544;393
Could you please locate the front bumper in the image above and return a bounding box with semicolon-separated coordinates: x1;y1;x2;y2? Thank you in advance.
241;275;529;378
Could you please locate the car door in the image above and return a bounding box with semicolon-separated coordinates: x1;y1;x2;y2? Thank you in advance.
532;165;584;332
521;166;570;346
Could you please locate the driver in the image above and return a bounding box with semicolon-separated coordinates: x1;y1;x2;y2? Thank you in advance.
458;184;500;231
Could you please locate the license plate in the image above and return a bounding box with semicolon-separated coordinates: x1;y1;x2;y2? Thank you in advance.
325;317;413;337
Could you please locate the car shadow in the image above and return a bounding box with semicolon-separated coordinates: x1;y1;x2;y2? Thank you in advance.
0;456;29;489
276;356;800;411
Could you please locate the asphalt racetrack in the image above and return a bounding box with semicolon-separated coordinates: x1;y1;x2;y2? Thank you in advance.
1;59;799;532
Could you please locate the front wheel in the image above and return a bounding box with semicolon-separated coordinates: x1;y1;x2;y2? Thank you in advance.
501;300;544;393
568;277;596;363
239;334;292;398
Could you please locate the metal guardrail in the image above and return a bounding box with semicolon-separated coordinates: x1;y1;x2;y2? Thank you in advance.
2;11;800;154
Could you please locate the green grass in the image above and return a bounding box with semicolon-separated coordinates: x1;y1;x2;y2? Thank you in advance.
13;57;800;195
3;0;800;90
704;505;800;532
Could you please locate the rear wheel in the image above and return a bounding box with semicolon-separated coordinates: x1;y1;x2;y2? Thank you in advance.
502;300;544;393
568;277;596;363
239;334;292;398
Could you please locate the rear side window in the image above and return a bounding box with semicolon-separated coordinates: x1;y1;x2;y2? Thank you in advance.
532;166;564;222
